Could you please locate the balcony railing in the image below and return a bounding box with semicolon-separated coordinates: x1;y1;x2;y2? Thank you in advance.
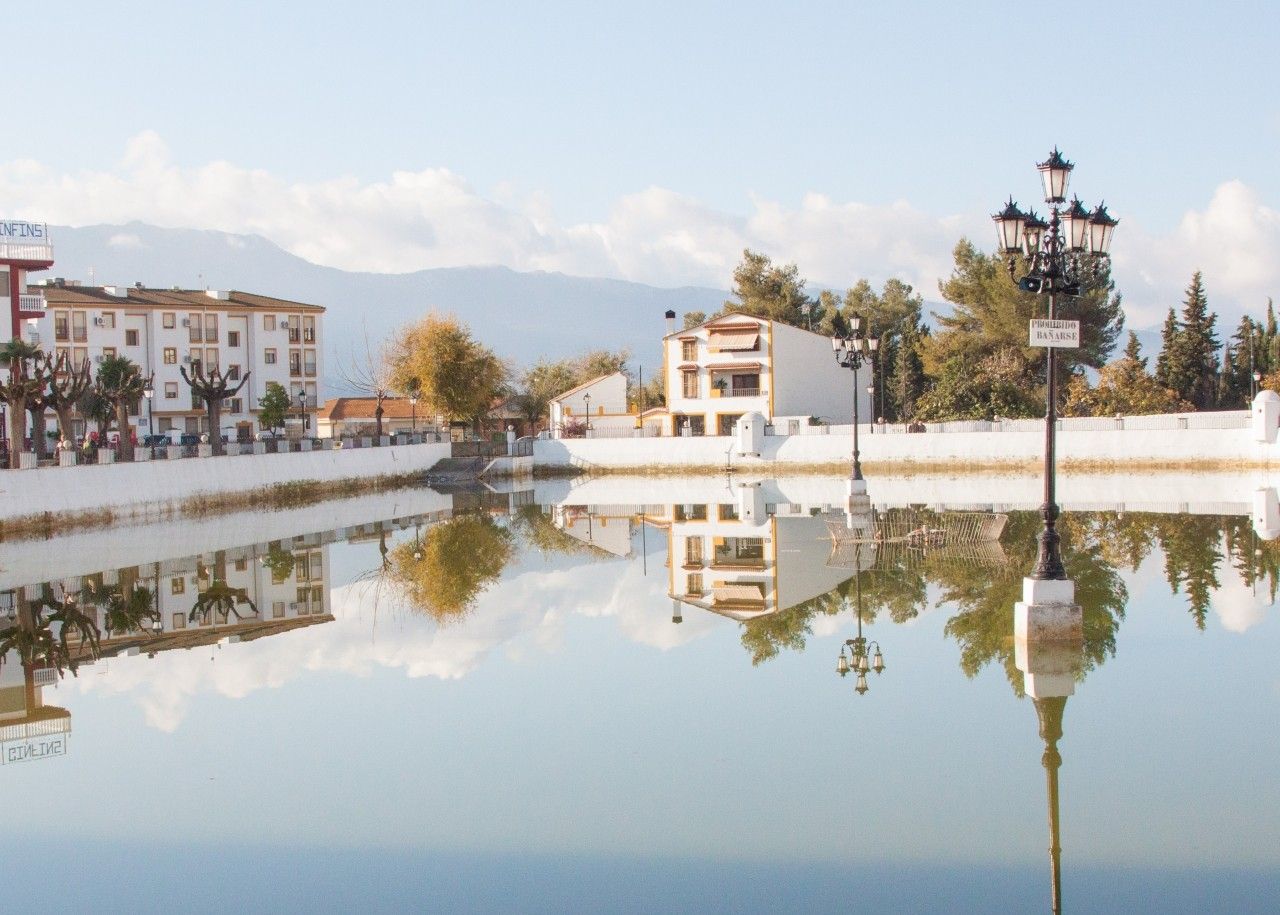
711;386;764;398
17;293;45;314
0;240;54;262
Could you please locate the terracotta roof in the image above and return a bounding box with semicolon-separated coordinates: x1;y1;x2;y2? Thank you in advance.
30;284;325;312
319;397;421;421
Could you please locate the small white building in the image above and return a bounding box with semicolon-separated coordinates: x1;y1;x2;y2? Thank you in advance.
549;371;635;438
662;312;868;436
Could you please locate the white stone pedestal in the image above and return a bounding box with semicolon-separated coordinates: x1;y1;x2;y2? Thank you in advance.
167;445;183;460
17;452;36;469
98;449;115;465
197;445;214;458
1014;577;1083;698
58;451;77;468
133;447;152;462
300;439;313;452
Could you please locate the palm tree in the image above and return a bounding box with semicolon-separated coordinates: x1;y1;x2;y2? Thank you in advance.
96;355;151;462
0;586;102;677
80;569;158;638
0;338;43;468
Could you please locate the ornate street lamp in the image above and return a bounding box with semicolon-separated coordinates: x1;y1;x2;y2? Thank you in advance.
409;391;419;433
832;319;879;482
866;383;876;433
993;149;1117;580
835;561;885;696
583;392;592;434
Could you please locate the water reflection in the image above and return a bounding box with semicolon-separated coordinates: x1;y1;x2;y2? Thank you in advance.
0;476;1276;910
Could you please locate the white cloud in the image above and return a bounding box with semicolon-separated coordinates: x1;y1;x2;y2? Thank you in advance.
2;133;1276;329
1210;574;1273;634
106;232;145;249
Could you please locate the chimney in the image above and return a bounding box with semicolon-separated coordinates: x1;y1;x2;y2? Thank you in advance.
665;309;676;335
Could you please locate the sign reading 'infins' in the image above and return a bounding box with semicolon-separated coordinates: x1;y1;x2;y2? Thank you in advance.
0;221;48;240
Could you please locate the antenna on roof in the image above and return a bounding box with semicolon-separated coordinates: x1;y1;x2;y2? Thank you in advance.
88;266;95;286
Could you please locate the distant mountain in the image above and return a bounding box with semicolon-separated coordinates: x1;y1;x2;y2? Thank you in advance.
47;222;727;371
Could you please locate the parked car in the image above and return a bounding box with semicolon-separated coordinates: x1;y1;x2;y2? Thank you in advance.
254;429;279;441
142;433;171;447
178;433;202;447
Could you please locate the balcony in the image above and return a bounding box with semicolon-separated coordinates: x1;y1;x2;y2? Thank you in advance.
17;293;46;314
287;330;301;344
710;386;763;398
0;221;53;262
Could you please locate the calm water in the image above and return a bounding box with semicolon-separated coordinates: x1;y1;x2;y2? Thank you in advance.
1;476;1277;913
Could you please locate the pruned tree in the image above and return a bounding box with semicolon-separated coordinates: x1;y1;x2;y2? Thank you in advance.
0;338;43;468
180;360;249;456
337;326;394;438
97;354;152;462
36;350;92;445
189;550;258;624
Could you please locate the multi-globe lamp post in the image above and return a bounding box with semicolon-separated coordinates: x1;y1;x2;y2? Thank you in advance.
991;149;1117;580
835;557;885;695
831;320;878;485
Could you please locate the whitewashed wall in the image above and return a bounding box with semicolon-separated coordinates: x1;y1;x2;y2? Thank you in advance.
534;424;1280;470
770;321;864;423
0;441;452;524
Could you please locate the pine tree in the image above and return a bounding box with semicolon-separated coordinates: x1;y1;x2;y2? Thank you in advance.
889;322;926;421
1124;330;1146;369
1163;272;1220;409
1155;307;1179;390
1223;316;1258;408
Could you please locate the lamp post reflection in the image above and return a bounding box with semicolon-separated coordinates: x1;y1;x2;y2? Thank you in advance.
835;549;885;695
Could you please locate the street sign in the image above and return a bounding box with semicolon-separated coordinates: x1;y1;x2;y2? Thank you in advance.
1029;319;1080;348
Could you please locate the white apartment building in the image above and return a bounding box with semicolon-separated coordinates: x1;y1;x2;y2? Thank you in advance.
27;281;325;440
662;312;867;437
658;487;854;624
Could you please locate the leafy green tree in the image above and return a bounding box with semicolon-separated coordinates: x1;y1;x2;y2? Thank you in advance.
1063;336;1193;416
76;386;114;441
682;311;706;329
915;348;1043;421
518;348;631;432
388;314;507;431
258;381;291;433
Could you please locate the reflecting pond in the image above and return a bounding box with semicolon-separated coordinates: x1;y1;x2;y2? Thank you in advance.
1;475;1277;913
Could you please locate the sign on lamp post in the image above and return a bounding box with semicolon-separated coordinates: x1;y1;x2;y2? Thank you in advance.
1029;319;1080;349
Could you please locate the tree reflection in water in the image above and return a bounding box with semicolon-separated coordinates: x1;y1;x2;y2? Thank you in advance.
386;513;515;624
0;584;102;677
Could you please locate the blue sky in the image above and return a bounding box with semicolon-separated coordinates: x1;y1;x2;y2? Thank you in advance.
7;1;1280;328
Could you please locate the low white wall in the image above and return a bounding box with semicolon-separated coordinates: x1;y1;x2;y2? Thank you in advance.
0;441;453;524
534;425;1280;469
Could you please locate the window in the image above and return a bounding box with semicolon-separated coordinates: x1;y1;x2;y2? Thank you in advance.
674;504;707;521
681;340;697;361
287;318;301;343
682;372;699;398
685;538;704;564
54;311;69;341
101;312;115;329
164;382;178;399
272;600;285;619
158;417;174;432
172;613;186;630
73;347;88;367
205;348;219;368
72;311;87;342
289;350;302;376
264;348;277;365
303;349;316;376
302;315;316;343
163;347;177;364
228;398;243;414
719;503;740;521
188;313;202;343
309;553;323;577
170;577;185;595
228;330;240;348
234;557;247;572
102;347;116;359
687;573;704;596
264;315;276;331
125;329;139;347
228;364;241;381
162;312;176;329
204;313;219;343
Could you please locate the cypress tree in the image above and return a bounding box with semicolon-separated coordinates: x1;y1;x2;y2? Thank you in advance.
1123;330;1146;369
889;322;926;422
1165;272;1220;409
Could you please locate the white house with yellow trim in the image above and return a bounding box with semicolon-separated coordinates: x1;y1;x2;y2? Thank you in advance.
661;311;867;436
550;371;635;438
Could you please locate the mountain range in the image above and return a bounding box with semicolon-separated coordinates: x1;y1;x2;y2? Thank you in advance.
45;222;1159;384
46;222;727;374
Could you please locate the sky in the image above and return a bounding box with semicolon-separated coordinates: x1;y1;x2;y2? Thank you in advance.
5;0;1280;331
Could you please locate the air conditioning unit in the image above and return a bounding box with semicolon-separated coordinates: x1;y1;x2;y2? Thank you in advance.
182;355;192;364
93;316;106;326
94;355;105;363
181;318;191;327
